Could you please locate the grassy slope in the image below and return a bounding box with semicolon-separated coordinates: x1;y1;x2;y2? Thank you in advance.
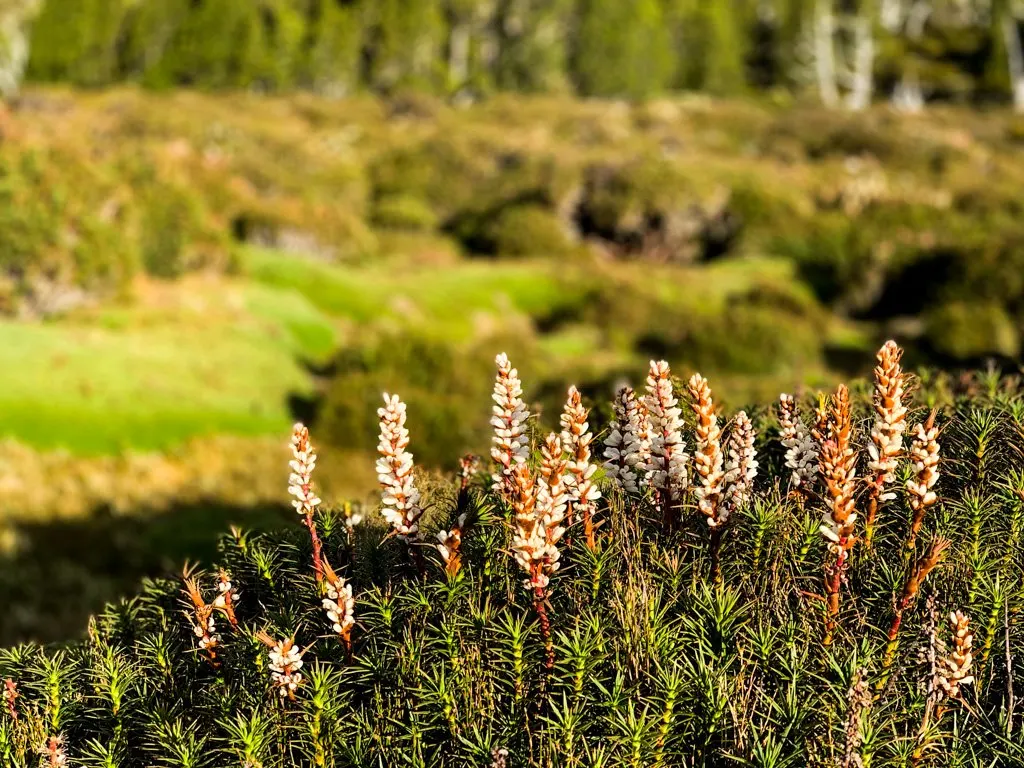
11;89;1015;462
0;277;337;453
0;240;855;455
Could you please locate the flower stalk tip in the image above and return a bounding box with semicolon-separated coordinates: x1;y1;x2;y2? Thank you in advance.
645;360;689;528
290;423;324;579
865;340;909;546
561;385;601;549
491;353;531;500
778;393;818;494
376;393;424;542
258;632;305;700
603;385;649;494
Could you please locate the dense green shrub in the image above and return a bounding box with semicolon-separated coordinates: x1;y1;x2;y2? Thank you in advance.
455;203;577;258
0;146;137;312
4;349;1024;766
370;194;439;232
140;186;206;278
925;301;1021;362
318;330;541;468
484;205;576;257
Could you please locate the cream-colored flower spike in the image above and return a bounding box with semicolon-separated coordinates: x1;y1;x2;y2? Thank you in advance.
867;341;908;494
907;414;940;514
289;424;322;517
688;373;726;527
905;410;940;551
258;633;305;700
721;411;758;522
645;360;688;508
321;561;355;647
778;394;818;489
491;353;531;498
865;340;909;545
435;513;468;576
376;393;423;541
561;386;601;545
938;611;974;701
603;386;649;494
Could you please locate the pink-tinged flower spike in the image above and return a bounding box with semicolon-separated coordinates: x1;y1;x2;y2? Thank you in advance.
3;678;18;722
778;394;818;493
510;435;568;668
491;353;531;499
603;386;649;494
182;573;220;666
40;735;68;767
721;411;758;523
212;569;240;629
561;386;602;549
905;409;940;553
864;340;909;547
820;385;857;647
688;373;726;528
435;514;468;577
510;438;568;594
289;423;325;580
321;560;355;655
258;632;306;701
645;361;689;529
459;454;480;492
376;393;424;542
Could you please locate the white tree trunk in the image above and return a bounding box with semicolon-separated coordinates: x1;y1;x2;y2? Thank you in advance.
1004;14;1024;112
891;1;931;113
0;1;37;98
846;14;875;110
449;22;470;89
815;0;840;107
880;0;904;32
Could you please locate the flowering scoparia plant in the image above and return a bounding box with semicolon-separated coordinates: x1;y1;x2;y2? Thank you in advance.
258;632;305;700
377;393;423;541
491;353;531;498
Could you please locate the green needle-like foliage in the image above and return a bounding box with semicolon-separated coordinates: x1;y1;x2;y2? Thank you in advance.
4;344;1024;767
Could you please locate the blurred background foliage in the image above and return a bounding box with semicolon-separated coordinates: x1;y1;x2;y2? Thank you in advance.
0;0;1024;642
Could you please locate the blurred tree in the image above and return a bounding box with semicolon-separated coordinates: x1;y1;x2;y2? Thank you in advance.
442;0;502;96
774;0;813;88
363;0;445;92
495;0;572;93
119;0;190;87
10;0;1024;107
165;0;253;87
0;0;39;96
664;0;752;94
573;0;674;98
27;0;126;85
702;0;752;94
296;0;366;96
987;0;1024;109
984;0;1014;99
846;0;878;110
